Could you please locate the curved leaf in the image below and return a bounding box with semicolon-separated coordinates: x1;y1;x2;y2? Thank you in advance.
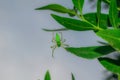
51;14;96;31
44;71;51;80
35;4;75;15
71;73;75;80
109;0;118;28
97;29;120;52
65;46;115;59
99;58;120;74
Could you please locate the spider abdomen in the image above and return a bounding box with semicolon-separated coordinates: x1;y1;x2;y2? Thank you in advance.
55;33;61;47
57;41;61;47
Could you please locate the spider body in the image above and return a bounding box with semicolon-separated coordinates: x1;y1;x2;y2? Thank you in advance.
51;32;68;57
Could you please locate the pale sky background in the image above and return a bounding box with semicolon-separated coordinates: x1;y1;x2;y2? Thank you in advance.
0;0;110;80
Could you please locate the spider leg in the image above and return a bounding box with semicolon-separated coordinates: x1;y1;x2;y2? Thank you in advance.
62;39;66;42
59;32;63;41
61;43;69;48
51;45;57;58
59;32;66;43
52;32;56;42
64;44;69;47
52;39;56;43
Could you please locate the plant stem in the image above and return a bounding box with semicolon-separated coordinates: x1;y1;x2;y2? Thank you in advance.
76;14;103;31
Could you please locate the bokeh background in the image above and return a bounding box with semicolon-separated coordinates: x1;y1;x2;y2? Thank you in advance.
0;0;111;80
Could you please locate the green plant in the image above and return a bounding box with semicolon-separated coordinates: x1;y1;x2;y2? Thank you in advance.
35;0;120;79
41;70;75;80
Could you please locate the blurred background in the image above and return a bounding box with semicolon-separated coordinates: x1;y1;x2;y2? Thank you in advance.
0;0;114;80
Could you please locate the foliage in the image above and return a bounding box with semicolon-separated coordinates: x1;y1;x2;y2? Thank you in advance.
36;0;120;79
42;71;75;80
44;70;51;80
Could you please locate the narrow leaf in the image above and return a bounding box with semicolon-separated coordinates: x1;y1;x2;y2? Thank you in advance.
42;28;68;32
99;58;120;74
65;45;115;59
109;0;118;28
35;4;75;15
97;29;120;52
51;14;95;31
72;0;84;14
71;73;75;80
44;71;51;80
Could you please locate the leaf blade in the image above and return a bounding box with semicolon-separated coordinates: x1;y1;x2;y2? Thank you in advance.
35;4;75;15
72;0;84;13
97;29;120;52
99;58;120;74
71;73;75;80
51;14;96;31
42;28;68;32
44;70;51;80
65;45;115;59
109;0;118;28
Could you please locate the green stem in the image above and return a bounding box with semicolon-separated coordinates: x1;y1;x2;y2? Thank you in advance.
76;14;103;31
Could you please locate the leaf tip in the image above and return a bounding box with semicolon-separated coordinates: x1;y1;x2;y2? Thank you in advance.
71;72;75;80
35;8;38;10
51;14;56;17
35;7;43;10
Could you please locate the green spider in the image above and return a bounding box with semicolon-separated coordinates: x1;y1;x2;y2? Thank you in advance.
51;32;69;57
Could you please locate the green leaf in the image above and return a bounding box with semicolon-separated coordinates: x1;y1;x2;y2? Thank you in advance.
35;4;75;15
98;58;120;74
72;0;84;14
84;13;109;29
97;0;101;27
44;70;51;80
71;73;75;80
109;0;118;28
97;29;120;52
65;45;115;59
51;14;96;31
